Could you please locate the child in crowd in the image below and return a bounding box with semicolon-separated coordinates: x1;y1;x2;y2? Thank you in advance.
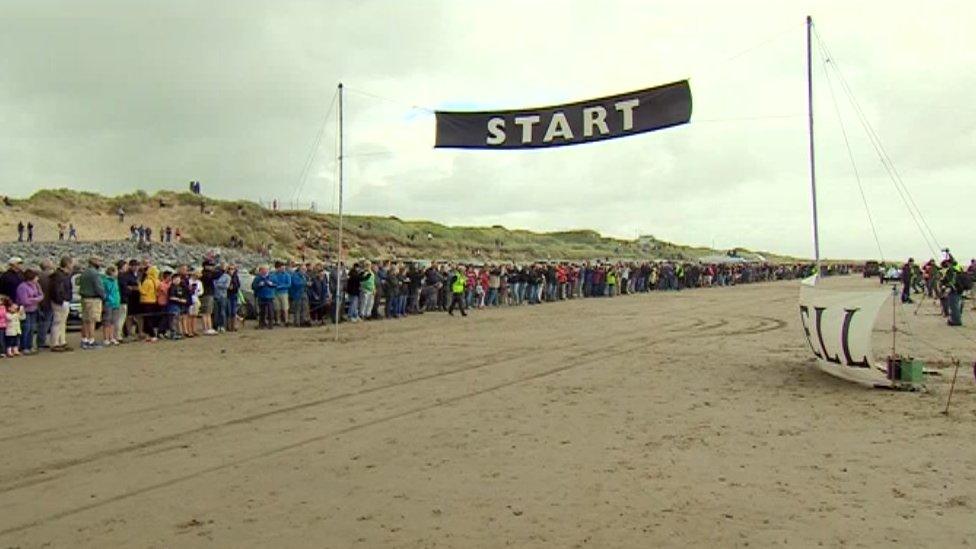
187;271;202;337
101;265;121;346
3;297;23;357
167;273;189;339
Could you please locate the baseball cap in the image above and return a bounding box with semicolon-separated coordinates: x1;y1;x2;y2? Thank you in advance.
8;256;23;265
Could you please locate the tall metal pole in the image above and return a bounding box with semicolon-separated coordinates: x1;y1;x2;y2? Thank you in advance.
806;15;821;275
334;82;344;342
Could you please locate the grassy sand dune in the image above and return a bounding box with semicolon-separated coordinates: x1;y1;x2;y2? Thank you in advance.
0;189;791;262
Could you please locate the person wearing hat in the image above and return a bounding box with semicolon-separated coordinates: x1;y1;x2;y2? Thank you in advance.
77;256;106;349
0;257;25;300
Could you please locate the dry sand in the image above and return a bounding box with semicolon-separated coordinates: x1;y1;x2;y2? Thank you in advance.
0;276;974;548
0;205;163;244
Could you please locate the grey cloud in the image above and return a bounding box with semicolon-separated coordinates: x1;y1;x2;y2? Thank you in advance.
1;0;973;260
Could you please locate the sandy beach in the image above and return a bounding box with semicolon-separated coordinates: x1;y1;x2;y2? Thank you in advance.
0;276;974;548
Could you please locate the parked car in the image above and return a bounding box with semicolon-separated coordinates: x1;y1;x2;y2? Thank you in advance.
68;273;82;331
237;272;257;319
863;260;880;278
882;266;902;283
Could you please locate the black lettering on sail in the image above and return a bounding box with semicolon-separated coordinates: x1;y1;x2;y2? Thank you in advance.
840;308;870;368
798;305;822;358
814;307;841;364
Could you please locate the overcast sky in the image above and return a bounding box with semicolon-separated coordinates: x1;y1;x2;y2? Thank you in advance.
2;0;973;260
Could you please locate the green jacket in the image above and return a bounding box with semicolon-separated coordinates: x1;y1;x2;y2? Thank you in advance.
78;267;106;299
361;271;375;292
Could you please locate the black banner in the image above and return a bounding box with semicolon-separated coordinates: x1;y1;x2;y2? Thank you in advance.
435;80;691;150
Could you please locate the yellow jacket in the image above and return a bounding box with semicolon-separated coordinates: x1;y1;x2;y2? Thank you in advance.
139;267;160;304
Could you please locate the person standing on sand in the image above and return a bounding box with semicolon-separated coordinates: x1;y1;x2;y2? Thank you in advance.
176;265;195;337
16;221;24;242
49;256;73;352
213;264;231;333
251;265;275;329
944;258;965;327
289;263;309;327
119;260;141;341
345;263;361;322
138;266;160;342
15;270;43;354
198;262;217;335
57;223;65;241
37;259;55;350
359;261;376;321
270;261;292;326
166;272;189;339
382;263;398;319
606;265;617;298
225;264;242;332
3;298;22;357
68;223;77;241
901;258;915;304
26;222;34;242
306;267;327;325
77;257;106;350
448;264;467;317
100;266;121;346
117;206;125;223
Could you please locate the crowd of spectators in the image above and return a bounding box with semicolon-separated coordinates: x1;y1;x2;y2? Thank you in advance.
0;251;834;358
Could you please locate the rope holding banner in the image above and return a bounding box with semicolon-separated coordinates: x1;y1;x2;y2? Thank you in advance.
942;358;961;415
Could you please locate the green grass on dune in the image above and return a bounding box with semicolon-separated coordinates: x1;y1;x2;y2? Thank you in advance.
15;188;798;263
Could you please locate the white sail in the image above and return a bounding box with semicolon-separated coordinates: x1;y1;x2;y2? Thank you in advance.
798;275;892;387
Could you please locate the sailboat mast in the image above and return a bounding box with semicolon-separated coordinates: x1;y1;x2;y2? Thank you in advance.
806;15;821;274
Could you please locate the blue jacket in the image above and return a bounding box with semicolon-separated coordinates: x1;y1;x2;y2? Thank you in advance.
269;270;292;295
307;276;330;304
251;274;276;300
101;275;121;309
288;271;307;301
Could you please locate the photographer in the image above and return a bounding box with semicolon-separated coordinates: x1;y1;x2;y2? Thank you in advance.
941;253;966;327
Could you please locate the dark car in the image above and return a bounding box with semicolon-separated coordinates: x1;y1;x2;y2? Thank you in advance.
863;260;880;278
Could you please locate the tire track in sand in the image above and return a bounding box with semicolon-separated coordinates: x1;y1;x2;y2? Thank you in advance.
0;308;746;536
0;326;669;538
0;314;718;493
